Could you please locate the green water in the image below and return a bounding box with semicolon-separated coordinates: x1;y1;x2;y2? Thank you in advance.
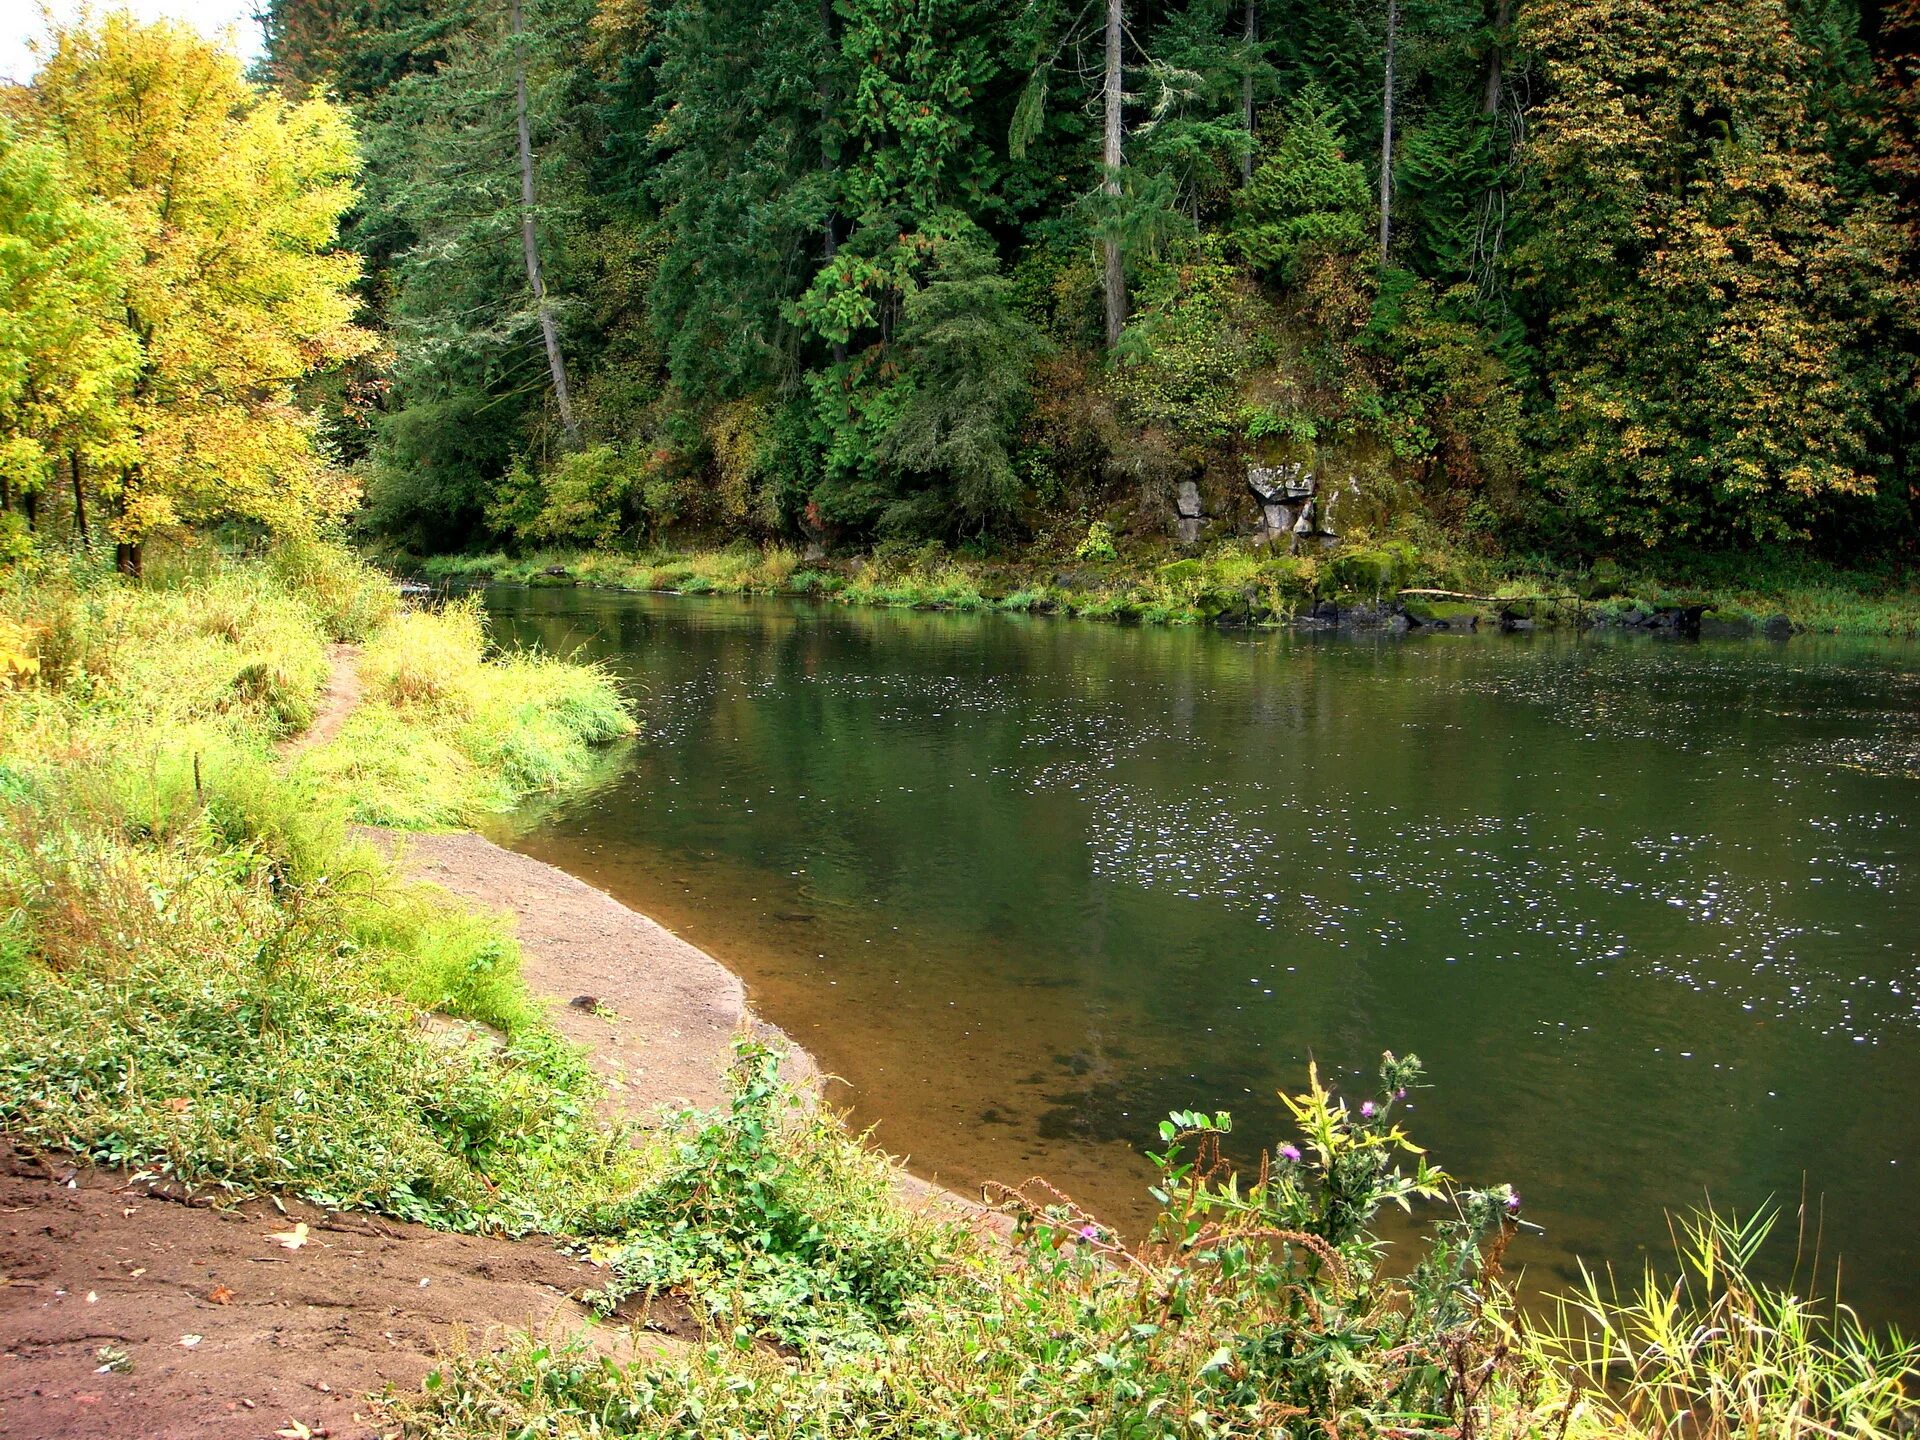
483;587;1920;1326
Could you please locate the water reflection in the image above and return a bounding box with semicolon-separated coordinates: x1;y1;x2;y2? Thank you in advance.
483;589;1920;1326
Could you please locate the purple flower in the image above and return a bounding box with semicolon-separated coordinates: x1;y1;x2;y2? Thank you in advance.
1278;1143;1303;1163
1506;1192;1521;1212
1360;1101;1377;1119
1078;1224;1101;1242
1395;1088;1407;1101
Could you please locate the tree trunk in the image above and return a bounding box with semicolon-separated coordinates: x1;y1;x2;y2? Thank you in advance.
1241;0;1258;183
70;452;88;545
1102;0;1127;348
510;0;579;447
1378;0;1397;265
1481;0;1513;115
22;488;36;533
819;0;847;366
116;542;141;578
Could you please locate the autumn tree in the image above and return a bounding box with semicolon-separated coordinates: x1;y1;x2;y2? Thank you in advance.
14;14;372;572
0;120;138;547
1511;0;1910;546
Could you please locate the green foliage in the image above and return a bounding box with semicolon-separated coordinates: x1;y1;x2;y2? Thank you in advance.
1074;518;1119;562
1233;88;1371;282
578;1041;951;1355
1512;0;1913;547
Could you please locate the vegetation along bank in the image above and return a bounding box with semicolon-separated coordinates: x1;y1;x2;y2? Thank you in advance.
0;5;1916;1439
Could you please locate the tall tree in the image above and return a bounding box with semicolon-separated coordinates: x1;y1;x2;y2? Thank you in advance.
0;120;138;547
1512;0;1910;545
1378;0;1398;263
510;0;578;445
1104;0;1128;346
16;15;371;572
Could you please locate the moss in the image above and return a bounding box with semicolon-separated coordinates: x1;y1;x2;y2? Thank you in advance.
1403;598;1484;626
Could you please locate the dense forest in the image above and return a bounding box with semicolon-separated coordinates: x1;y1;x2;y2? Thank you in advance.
4;0;1920;574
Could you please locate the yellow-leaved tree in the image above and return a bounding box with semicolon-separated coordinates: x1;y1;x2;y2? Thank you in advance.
0;117;138;553
9;12;373;572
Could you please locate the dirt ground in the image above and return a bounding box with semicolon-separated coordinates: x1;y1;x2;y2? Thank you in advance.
0;1142;686;1440
2;641;999;1438
363;827;818;1123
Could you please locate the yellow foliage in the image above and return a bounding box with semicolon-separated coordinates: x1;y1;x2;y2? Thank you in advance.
10;14;372;546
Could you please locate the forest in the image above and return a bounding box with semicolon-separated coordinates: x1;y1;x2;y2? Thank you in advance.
5;0;1920;589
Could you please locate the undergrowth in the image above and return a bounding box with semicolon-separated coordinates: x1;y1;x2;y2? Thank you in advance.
0;542;639;1228
392;1054;1920;1439
411;538;1920;637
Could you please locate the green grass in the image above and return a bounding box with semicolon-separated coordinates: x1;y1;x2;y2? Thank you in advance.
0;543;640;1229
404;537;1920;637
292;596;635;829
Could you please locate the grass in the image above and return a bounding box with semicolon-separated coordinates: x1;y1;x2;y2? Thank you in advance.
293;596;635;828
404;536;1920;637
0;540;640;1229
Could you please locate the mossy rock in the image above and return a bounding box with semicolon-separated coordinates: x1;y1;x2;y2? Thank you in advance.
1402;598;1483;628
1158;559;1204;585
1328;544;1413;594
1198;586;1251;623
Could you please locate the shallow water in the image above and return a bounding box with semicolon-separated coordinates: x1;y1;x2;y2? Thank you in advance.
483;587;1920;1325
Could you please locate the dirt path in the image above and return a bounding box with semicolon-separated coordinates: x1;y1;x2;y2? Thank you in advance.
0;1143;684;1440
278;644;364;761
2;641;1002;1436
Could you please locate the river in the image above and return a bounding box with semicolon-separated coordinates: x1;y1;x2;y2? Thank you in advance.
481;586;1920;1326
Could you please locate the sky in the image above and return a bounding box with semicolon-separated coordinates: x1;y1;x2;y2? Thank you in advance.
1;1;265;84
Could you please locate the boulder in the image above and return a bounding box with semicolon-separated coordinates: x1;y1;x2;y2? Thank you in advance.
1402;597;1483;629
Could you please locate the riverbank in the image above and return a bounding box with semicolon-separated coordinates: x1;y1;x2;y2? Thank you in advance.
2;546;1912;1440
406;540;1920;639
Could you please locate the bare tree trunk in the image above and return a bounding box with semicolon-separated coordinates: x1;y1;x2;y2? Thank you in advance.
510;0;579;447
115;465;141;577
1241;0;1258;183
1103;0;1126;348
22;488;35;533
1378;0;1397;265
819;0;847;367
70;452;87;545
1481;0;1512;115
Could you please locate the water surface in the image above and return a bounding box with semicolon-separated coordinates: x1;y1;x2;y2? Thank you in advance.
483;588;1920;1325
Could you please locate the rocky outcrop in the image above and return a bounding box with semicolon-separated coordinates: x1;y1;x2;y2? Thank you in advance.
1174;480;1204;545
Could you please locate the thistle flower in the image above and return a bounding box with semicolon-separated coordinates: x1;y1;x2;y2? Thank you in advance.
1278;1143;1302;1163
1506;1191;1521;1212
1360;1101;1377;1119
1078;1224;1101;1242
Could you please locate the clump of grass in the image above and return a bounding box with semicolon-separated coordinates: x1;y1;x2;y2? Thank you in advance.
1522;1206;1920;1440
577;1042;955;1356
296;596;636;828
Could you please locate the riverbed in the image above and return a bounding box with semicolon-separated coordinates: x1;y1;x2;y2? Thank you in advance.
482;587;1920;1326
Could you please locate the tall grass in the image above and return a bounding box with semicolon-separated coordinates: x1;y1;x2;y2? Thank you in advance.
0;545;641;1229
294;595;635;828
1522;1206;1917;1440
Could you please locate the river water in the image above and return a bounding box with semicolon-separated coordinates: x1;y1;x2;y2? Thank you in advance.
482;586;1920;1326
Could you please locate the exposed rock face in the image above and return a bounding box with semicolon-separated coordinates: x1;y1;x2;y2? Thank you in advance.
1248;464;1314;546
1175;479;1204;545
